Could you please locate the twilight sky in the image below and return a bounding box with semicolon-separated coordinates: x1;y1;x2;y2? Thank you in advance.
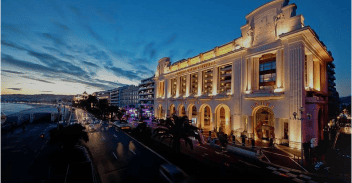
1;0;351;96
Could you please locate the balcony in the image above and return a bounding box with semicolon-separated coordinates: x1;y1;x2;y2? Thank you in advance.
220;67;232;72
244;89;284;100
305;96;326;104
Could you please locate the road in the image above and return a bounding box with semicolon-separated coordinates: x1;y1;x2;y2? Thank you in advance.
74;109;175;183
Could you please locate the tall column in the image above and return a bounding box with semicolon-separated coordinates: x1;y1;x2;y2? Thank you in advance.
213;66;218;95
314;61;321;91
198;71;202;96
231;60;235;95
186;74;190;96
253;57;259;90
276;49;283;88
167;79;171;98
288;42;305;147
307;54;313;89
176;77;180;97
247;57;253;91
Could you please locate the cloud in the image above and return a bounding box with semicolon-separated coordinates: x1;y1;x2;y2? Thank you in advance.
7;88;22;91
169;50;178;60
143;42;157;59
184;49;193;57
20;76;55;84
109;66;142;81
135;65;155;76
85;45;112;67
40;33;69;49
82;61;99;68
165;34;177;45
53;22;70;31
2;70;24;74
2;54;89;80
1;40;28;51
68;5;81;17
86;25;107;47
42;46;75;60
2;23;24;34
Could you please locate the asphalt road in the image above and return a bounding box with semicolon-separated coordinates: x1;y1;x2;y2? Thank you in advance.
74;109;173;183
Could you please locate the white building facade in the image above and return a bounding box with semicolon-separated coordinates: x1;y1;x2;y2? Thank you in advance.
154;0;333;149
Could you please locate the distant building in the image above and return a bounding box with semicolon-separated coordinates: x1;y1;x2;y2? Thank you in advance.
138;75;155;117
120;85;139;108
110;88;120;106
327;62;339;119
109;85;139;108
93;91;110;102
73;91;89;104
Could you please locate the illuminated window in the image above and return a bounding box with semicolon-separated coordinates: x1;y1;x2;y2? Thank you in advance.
202;69;213;94
190;73;198;95
259;54;276;89
180;76;186;95
171;78;177;96
218;64;232;93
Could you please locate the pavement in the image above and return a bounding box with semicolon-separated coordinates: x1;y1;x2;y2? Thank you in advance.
150;130;348;183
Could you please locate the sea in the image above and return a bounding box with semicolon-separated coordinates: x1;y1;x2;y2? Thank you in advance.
1;103;55;116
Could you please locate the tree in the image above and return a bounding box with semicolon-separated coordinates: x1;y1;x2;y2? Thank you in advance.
152;115;203;152
49;124;89;151
98;99;109;119
86;95;98;110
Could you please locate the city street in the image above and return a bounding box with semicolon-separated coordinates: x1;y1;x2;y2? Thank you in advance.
74;109;175;183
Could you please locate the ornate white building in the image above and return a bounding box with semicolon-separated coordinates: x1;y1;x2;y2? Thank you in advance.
154;0;333;149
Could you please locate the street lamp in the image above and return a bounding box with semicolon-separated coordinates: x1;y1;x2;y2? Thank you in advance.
293;106;305;165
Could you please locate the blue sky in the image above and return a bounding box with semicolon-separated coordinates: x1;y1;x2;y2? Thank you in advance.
1;0;351;96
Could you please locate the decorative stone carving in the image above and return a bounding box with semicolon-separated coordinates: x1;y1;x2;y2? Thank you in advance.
274;13;285;38
246;26;254;47
253;8;276;45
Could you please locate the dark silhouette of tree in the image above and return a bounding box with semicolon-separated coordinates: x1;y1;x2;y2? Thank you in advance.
152;115;203;152
49;124;89;151
86;95;98;110
98;99;109;119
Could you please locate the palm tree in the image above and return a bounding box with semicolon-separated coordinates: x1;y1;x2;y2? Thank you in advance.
152;115;203;152
98;99;109;119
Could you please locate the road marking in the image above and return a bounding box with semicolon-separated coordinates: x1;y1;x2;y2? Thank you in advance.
286;173;298;178
262;153;271;163
292;178;305;183
299;174;311;180
266;166;277;171
239;160;261;168
279;167;290;172
289;157;308;172
112;152;118;159
129;149;136;155
113;134;117;138
308;180;318;183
